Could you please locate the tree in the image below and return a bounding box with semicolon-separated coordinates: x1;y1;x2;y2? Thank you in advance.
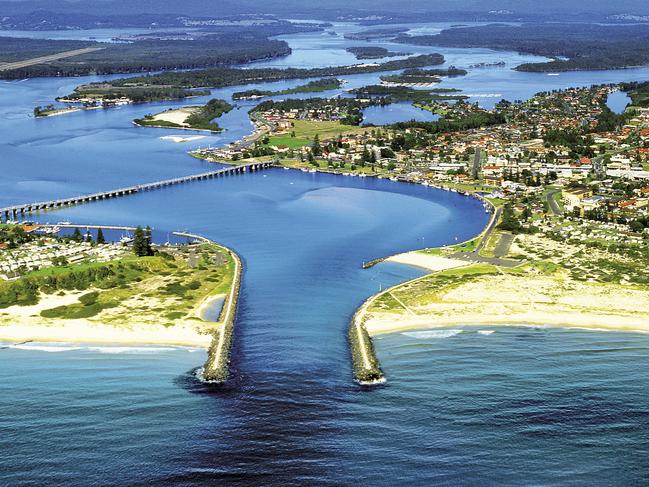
630;220;644;233
72;228;83;242
133;226;153;257
96;228;106;244
133;227;145;256
144;226;153;255
498;204;522;232
522;206;533;222
362;145;371;163
312;134;322;156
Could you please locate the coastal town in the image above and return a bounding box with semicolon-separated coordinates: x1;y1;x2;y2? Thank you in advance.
7;80;649;385
188;81;649;386
0;224;129;280
191;84;649;243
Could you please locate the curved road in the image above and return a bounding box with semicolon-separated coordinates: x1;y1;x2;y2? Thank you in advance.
545;189;562;216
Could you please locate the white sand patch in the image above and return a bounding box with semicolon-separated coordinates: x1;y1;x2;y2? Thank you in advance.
386;252;469;272
1;291;86;317
160;135;207;143
152;107;199;126
365;274;649;336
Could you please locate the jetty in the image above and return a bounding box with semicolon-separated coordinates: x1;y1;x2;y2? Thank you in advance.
1;161;274;221
174;232;242;384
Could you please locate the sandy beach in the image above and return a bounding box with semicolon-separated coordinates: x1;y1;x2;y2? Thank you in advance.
0;291;213;347
152;107;199;126
365;272;649;336
0;319;212;347
386;251;469;271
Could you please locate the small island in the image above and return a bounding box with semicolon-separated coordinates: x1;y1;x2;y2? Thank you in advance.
33;104;84;118
380;67;467;86
134;98;233;132
350;84;468;104
57;54;446;105
346;46;408;60
232;78;343;100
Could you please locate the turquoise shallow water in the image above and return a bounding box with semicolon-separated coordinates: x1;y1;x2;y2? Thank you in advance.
2;21;649;485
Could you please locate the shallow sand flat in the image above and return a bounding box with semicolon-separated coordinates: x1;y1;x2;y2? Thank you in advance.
195;293;226;321
160;135;207;143
386;252;469;272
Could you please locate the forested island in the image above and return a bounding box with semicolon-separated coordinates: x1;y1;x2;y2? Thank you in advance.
134;99;233;132
232;78;343;100
343;27;409;41
0;20;328;79
380;67;467;84
0;35;291;79
59;85;211;105
351;85;468;103
394;23;649;72
63;54;446;104
346;46;407;60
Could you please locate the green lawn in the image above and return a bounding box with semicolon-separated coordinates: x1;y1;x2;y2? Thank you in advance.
290;120;369;140
267;135;310;148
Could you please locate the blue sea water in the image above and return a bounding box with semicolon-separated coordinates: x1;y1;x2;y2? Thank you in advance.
2;21;649;485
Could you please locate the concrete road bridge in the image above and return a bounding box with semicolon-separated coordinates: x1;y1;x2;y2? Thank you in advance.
1;161;274;221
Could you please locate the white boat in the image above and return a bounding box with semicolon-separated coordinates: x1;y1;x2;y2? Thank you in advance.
119;233;133;244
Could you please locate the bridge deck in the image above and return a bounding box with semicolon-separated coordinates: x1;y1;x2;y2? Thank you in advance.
1;161;273;220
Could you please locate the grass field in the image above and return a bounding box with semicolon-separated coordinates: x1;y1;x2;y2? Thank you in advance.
265;120;370;149
372;264;499;312
419;236;480;256
267;135;311;148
